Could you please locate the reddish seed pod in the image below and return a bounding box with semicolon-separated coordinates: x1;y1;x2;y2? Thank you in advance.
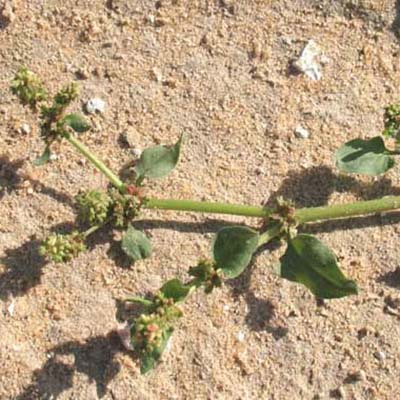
147;323;159;333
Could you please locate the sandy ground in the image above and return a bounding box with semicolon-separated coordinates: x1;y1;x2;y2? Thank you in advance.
1;1;400;399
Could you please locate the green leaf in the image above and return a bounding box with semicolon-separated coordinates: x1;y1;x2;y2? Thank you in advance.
160;279;192;303
121;225;152;261
63;113;90;133
278;234;358;299
33;147;51;166
135;135;183;181
141;328;173;374
335;136;394;176
213;226;259;279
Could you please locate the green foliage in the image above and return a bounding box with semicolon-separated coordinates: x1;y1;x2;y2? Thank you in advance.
278;234;358;299
160;279;192;302
40;232;86;263
76;190;112;225
129;292;183;374
212;226;259;278
383;103;400;139
335;136;394;176
62;113;90;133
135;135;183;182
10;67;47;109
33;146;51;166
188;259;222;293
109;189;142;228
121;224;152;261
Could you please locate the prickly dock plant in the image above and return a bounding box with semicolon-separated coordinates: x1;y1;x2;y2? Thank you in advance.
11;68;400;373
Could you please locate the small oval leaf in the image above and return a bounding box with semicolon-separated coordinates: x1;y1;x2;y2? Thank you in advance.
135;135;182;181
335;136;394;176
213;226;259;279
278;234;358;299
160;279;192;303
33;147;51;166
121;225;152;261
63;113;90;133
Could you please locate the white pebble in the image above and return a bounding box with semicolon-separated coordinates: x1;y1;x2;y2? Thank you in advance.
49;153;58;161
295;126;310;139
131;148;142;157
236;331;245;342
7;299;15;316
20;123;31;135
85;98;106;114
374;350;386;361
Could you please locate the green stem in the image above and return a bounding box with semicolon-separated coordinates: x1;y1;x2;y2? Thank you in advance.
145;195;400;224
62;134;400;224
258;223;283;247
65;134;125;191
295;195;400;224
144;198;270;217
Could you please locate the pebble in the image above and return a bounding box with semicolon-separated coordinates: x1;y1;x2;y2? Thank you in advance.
131;148;142;157
236;331;245;342
49;153;58;161
150;67;162;83
19;123;31;135
374;350;386;361
1;1;15;24
7;299;15;316
85;98;106;114
295;126;310;139
348;369;367;382
255;166;265;175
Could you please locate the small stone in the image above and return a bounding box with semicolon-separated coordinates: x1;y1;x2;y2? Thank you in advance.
85;98;106;114
19;123;31;135
347;369;367;383
374;350;386;361
75;67;90;80
236;331;245;342
49;153;58;161
255;166;265;175
295;126;310;139
131;148;142;157
7;299;15;316
150;67;162;83
1;1;15;25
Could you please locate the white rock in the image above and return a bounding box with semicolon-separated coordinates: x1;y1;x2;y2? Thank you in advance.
85;98;106;114
20;123;31;135
131;148;142;157
117;322;133;351
49;153;58;161
374;350;386;361
7;299;15;316
236;331;245;342
292;40;322;81
295;126;310;139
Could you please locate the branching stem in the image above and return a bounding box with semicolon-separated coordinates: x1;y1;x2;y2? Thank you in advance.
64;135;400;227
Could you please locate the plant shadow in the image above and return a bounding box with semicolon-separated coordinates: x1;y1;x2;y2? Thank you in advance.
0;155;74;207
15;331;125;400
392;0;400;39
226;241;289;339
264;165;400;209
0;222;75;300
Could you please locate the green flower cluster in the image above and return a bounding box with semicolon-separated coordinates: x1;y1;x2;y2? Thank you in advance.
189;259;222;293
383;103;400;139
40;231;86;263
40;83;80;144
76;190;112;225
110;188;142;228
10;67;47;109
